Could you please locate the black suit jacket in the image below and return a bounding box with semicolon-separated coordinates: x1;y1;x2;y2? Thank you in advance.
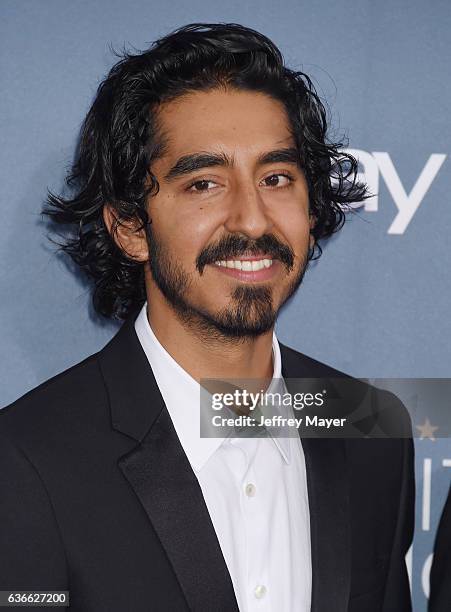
0;312;415;611
429;485;451;611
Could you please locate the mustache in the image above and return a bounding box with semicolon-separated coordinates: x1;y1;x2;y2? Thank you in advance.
196;234;295;274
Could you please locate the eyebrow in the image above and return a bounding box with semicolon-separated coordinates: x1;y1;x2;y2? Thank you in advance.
163;147;301;182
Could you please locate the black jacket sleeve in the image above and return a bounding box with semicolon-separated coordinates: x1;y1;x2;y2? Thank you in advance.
0;433;69;609
429;485;451;612
383;436;415;611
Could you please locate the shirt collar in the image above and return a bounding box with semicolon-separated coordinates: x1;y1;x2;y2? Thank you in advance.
134;302;290;472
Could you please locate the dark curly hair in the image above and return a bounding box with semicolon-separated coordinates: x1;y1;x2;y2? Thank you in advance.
44;22;367;320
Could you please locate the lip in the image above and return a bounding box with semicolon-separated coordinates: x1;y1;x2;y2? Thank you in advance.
209;259;280;282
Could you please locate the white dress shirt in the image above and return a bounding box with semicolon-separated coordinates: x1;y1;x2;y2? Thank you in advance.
135;303;311;612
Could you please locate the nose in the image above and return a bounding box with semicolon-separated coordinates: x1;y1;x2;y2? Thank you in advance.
224;182;273;239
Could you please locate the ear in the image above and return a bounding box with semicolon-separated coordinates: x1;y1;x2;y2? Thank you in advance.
102;204;149;262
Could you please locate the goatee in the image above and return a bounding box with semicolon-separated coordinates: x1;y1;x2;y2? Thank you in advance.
146;225;309;342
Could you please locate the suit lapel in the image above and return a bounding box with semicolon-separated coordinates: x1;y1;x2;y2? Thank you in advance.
118;407;239;612
281;343;351;612
98;314;351;612
98;313;239;612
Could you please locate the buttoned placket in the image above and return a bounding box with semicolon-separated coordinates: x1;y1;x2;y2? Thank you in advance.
230;435;272;612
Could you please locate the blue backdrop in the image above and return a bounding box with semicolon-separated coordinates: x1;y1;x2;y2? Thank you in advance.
1;1;450;609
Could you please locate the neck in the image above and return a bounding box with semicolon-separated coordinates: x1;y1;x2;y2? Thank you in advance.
145;291;274;384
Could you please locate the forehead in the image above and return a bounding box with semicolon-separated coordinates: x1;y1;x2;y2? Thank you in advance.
155;88;294;159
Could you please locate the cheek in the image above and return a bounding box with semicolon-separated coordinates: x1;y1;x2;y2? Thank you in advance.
150;201;221;265
276;206;311;251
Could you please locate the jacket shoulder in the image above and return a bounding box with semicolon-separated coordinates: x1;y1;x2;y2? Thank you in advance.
279;341;351;379
279;341;412;436
0;353;107;441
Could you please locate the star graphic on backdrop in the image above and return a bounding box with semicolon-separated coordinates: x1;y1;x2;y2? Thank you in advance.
416;417;439;441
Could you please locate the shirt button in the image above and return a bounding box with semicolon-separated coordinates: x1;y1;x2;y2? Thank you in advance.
245;483;256;497
254;584;267;599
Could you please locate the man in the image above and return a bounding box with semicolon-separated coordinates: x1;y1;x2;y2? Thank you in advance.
0;23;414;611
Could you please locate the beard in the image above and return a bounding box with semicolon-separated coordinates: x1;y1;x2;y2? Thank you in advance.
146;225;310;342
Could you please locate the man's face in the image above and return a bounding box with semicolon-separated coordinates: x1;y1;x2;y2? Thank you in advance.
145;87;313;339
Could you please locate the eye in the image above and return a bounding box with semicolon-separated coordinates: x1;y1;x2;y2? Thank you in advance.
261;173;294;188
187;179;218;193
